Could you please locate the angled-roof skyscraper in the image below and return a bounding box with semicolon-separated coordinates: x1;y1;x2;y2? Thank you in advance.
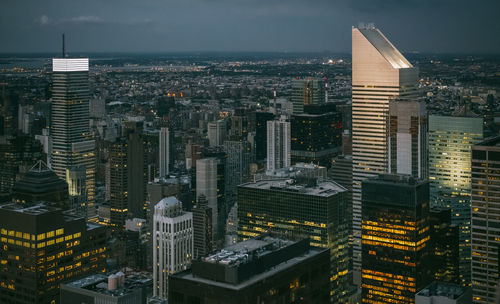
351;24;419;284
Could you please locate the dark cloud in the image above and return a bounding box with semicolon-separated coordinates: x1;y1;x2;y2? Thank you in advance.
1;0;499;53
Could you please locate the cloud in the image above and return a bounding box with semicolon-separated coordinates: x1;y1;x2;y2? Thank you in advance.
35;14;152;27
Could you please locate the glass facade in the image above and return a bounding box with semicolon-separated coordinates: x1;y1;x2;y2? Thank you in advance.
428;115;483;285
361;175;431;304
237;179;350;302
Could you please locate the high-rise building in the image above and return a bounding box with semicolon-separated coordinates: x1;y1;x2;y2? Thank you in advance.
351;24;419;278
159;126;173;177
12;160;68;209
237;178;350;302
429;208;460;284
109;122;147;228
65;165;87;216
291;77;325;114
470;136;500;303
428;115;483;285
224;140;253;204
250;111;274;162
153;197;193;299
51;58;96;218
192;195;213;259
266;116;290;172
0;203;107;304
290;104;342;167
361;174;431;303
196;158;226;242
207;120;226;147
388;99;428;178
169;235;331;304
229;108;248;140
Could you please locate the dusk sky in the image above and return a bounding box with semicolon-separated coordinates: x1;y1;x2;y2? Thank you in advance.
1;0;500;54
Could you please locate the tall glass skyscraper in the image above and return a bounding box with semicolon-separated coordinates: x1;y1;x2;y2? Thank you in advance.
51;58;96;218
471;136;500;303
428;115;483;285
351;25;419;281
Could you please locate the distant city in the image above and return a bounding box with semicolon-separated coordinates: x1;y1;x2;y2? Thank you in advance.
0;23;499;304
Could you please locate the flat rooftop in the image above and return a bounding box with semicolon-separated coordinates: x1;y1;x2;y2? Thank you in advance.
175;246;325;290
240;178;346;197
65;272;152;297
416;281;468;300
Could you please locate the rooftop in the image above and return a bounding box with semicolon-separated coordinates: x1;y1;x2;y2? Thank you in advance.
64;272;152;297
416;281;469;300
241;178;346;197
356;26;412;69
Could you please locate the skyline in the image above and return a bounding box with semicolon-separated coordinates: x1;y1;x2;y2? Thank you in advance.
1;0;500;54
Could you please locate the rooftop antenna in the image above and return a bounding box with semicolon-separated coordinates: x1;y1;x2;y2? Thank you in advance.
62;33;66;58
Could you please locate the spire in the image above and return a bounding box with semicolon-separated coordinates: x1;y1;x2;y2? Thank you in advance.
62;33;66;58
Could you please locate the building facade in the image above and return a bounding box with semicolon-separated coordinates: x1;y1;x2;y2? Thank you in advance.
266;116;290;172
237;178;350;302
351;25;419;279
361;174;431;303
0;203;106;304
51;58;96;218
429;115;483;285
153;197;193;299
291;77;325;114
470;136;500;303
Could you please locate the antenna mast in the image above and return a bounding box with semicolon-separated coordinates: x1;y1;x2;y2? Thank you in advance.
62;33;65;58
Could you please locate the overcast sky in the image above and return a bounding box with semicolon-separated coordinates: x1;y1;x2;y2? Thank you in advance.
1;0;499;53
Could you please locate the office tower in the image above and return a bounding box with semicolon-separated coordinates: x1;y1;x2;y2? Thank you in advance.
428;115;483;285
229;108;248;140
471;136;500;303
159;126;173;177
361;174;431;303
416;282;472;304
266;116;290;172
224;140;253;204
251;111;274;162
207;120;226;147
169;235;330;304
51;58;96;218
429;208;460;284
0;203;107;304
0;135;43;197
329;155;353;190
153;197;193;299
12;160;68;209
238;178;350;302
109;122;147;228
290;104;342;167
351;25;419;278
66;166;87;215
192;195;213;259
196;158;226;241
61;272;153;304
291;77;325;114
388;99;428;178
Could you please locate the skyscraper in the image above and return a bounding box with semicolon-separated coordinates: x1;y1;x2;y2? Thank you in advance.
207;120;226;147
351;24;419;279
192;195;213;259
0;203;107;304
291;77;325;114
159;126;172;177
237;178;350;302
266;115;290;172
361;174;431;303
471;136;500;303
388;99;428;178
428;115;483;285
153;197;193;299
51;58;96;218
196;158;226;242
290;104;342;167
